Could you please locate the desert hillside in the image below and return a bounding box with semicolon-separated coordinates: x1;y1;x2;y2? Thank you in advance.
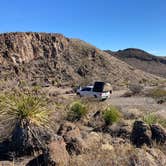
0;32;164;87
0;32;166;166
105;48;166;78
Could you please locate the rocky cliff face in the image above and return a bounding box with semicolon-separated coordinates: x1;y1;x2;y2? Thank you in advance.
0;32;69;65
0;32;164;86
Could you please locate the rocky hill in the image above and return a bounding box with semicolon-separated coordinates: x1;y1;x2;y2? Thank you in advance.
0;33;164;87
105;48;166;78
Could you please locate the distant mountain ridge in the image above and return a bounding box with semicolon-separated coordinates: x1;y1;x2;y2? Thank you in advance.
105;48;166;78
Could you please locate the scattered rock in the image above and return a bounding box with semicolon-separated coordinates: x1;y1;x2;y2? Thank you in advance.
130;147;166;166
112;137;126;144
57;122;81;142
66;137;87;155
109;122;131;139
101;143;114;151
57;122;87;155
150;124;166;144
83;132;101;149
146;148;166;165
131;120;152;147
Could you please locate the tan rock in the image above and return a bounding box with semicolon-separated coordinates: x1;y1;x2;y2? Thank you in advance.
48;137;70;166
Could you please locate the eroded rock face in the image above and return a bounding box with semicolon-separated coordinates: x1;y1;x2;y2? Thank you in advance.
131;120;152;147
0;32;69;65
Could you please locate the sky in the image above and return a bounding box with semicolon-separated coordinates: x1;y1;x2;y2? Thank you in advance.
0;0;166;56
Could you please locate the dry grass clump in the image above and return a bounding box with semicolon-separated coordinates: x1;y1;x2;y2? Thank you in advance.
148;88;166;99
143;113;166;128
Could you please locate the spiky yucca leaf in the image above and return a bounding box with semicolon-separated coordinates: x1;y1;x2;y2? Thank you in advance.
0;93;53;140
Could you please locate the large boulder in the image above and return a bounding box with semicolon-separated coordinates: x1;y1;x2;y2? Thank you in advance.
26;136;69;166
131;120;152;147
150;124;166;144
11;120;51;157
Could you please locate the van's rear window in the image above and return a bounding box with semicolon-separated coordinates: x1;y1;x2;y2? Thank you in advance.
93;82;105;92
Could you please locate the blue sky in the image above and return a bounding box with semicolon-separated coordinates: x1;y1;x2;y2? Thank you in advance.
0;0;166;56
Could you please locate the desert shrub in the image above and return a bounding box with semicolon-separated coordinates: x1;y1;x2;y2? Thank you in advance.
103;106;121;125
67;101;88;121
143;113;166;128
129;83;143;94
0;93;53;155
148;88;166;99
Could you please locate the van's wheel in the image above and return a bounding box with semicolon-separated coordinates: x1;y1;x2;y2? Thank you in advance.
77;93;81;97
94;95;97;98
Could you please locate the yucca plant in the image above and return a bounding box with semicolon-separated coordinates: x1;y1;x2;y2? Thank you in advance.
0;93;53;156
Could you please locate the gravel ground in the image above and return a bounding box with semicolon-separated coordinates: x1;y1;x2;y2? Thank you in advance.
107;90;166;113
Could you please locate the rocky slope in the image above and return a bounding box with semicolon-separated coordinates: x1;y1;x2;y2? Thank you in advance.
105;48;166;78
0;33;164;87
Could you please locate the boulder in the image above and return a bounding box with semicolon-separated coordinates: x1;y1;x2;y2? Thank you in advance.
57;122;87;155
26;136;69;166
150;124;166;144
46;136;70;166
131;120;152;147
11;120;51;157
88;110;104;128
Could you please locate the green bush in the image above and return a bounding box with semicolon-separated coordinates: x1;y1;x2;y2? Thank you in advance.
68;101;87;121
143;113;166;128
103;106;121;125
